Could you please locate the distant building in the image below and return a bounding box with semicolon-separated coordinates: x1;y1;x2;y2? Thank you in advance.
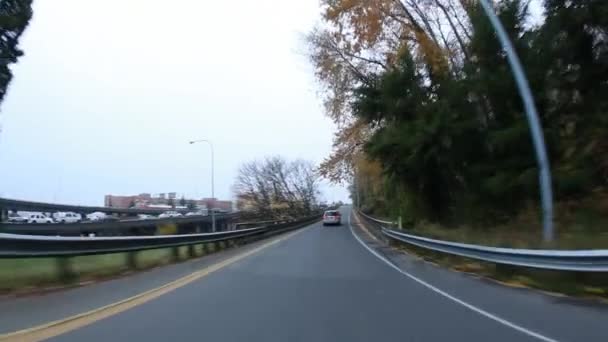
104;193;233;211
104;195;137;208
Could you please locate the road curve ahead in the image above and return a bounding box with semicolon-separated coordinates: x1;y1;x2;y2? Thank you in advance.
47;207;606;342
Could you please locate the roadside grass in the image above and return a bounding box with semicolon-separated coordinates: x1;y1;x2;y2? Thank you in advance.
0;244;214;294
396;196;608;250
407;221;608;250
359;196;608;299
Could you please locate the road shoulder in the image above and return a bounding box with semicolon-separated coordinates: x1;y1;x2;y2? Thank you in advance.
349;211;608;342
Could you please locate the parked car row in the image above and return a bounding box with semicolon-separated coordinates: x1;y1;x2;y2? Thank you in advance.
7;212;78;224
6;211;117;224
5;209;217;224
155;210;212;219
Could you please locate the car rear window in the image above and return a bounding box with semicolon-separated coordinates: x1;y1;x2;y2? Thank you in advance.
325;211;339;216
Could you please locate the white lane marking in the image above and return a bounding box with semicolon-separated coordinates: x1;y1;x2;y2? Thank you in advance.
347;211;559;342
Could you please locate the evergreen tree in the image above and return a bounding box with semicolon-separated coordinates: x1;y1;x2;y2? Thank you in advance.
0;0;33;108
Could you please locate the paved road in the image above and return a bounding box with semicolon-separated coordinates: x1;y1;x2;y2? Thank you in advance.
9;207;608;341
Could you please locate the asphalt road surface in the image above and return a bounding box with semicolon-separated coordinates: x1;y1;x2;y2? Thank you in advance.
15;207;607;341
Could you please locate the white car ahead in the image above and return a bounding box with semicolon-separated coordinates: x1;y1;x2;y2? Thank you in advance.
137;214;156;220
159;211;182;219
28;214;54;224
322;210;342;226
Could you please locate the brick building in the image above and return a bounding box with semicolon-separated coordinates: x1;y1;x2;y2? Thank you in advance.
104;195;138;208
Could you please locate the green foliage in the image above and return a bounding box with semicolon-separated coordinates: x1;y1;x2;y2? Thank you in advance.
352;0;608;226
0;0;33;108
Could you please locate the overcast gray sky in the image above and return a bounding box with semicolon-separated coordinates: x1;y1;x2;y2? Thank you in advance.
0;0;349;205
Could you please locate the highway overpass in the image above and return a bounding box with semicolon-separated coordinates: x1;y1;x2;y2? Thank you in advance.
0;197;193;219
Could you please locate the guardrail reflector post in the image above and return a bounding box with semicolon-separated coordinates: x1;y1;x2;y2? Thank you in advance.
171;247;180;261
398;216;402;229
127;251;138;269
57;257;77;283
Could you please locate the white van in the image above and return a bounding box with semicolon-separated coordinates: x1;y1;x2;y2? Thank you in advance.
53;212;82;223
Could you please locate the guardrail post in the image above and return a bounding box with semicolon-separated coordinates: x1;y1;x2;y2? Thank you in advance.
495;263;517;278
398;216;402;230
127;251;138;269
187;244;195;258
57;257;77;283
171;247;180;261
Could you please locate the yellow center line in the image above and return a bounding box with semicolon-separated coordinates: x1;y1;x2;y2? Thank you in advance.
0;226;312;342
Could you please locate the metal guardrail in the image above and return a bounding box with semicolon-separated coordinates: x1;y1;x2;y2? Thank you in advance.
356;210;608;272
0;214;321;258
235;218;292;228
356;210;396;227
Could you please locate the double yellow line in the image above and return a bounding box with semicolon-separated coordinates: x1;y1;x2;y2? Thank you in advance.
0;227;310;342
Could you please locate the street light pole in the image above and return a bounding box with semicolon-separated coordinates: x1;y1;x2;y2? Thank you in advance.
189;139;215;232
478;0;554;242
